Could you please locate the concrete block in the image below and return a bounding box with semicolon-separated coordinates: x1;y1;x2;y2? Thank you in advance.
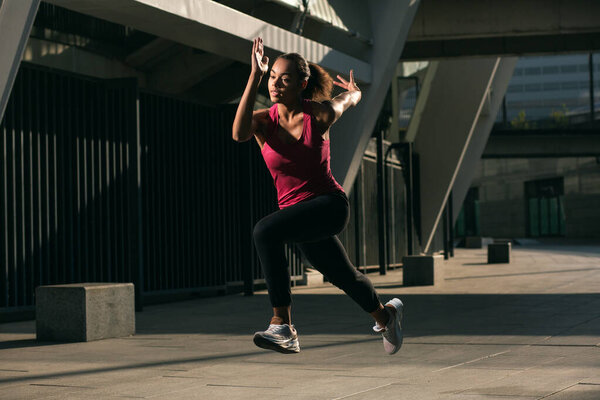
402;255;444;286
488;243;511;263
302;268;324;286
36;283;135;342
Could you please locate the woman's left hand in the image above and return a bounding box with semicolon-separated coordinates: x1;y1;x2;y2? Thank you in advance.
333;70;360;93
333;69;361;106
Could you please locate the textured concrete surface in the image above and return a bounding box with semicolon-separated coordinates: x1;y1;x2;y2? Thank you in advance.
1;239;599;399
36;283;135;342
487;243;511;264
402;254;444;286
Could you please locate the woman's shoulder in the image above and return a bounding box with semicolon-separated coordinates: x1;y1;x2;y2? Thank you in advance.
304;99;335;126
252;108;272;137
252;108;271;124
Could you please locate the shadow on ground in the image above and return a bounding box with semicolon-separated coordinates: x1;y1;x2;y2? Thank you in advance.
129;292;600;338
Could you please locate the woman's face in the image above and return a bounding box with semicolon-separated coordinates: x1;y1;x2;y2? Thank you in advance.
268;58;306;104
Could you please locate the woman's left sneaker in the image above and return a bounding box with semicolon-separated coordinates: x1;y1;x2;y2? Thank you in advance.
253;324;300;354
372;298;404;355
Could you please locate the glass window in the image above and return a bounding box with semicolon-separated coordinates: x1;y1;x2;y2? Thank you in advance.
561;81;579;90
543;82;560;91
543;66;560;74
524;83;541;91
525;67;541;75
507;84;523;93
561;65;578;73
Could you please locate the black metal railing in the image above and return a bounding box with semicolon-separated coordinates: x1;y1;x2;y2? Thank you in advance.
1;63;409;319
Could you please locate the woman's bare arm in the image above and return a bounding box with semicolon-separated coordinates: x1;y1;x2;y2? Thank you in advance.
232;37;269;142
313;69;361;130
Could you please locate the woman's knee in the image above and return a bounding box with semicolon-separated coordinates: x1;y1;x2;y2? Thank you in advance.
253;217;278;244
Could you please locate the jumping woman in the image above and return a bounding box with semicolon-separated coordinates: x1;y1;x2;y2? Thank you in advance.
232;37;404;355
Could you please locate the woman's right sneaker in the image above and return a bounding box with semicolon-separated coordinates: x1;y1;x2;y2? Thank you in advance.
372;298;404;355
253;324;300;354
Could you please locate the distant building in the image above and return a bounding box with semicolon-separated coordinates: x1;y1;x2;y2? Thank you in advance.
456;53;600;239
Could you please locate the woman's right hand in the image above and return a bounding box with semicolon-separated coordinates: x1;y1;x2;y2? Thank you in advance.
252;37;269;77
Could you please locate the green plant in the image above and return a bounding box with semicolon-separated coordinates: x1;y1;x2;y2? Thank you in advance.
511;110;530;129
549;103;569;127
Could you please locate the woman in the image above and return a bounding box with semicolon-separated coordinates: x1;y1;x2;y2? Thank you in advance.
232;37;404;355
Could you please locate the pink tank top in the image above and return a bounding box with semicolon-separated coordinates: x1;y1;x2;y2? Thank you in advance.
261;99;345;209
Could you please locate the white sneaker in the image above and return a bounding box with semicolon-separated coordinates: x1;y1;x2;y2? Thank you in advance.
253;324;300;354
372;298;404;355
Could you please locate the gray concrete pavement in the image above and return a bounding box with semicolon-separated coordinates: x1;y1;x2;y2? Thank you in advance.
1;239;599;399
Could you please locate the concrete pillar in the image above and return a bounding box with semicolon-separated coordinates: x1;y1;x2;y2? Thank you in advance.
329;0;421;193
0;0;41;121
451;58;518;224
408;57;513;254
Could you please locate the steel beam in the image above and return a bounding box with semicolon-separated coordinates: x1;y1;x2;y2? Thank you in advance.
0;0;41;121
44;0;371;83
329;0;421;192
409;57;511;254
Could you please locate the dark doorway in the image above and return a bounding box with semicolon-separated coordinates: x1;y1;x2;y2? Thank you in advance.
525;177;565;237
455;187;480;237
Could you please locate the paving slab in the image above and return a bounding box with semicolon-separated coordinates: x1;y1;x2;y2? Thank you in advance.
1;239;599;399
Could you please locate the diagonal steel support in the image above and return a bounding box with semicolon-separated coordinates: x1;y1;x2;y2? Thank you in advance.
409;57;516;254
0;0;41;122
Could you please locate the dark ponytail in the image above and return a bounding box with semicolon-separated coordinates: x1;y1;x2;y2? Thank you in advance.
276;53;333;102
306;63;333;102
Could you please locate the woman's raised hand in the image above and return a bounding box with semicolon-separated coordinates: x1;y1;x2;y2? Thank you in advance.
252;37;269;76
334;70;360;93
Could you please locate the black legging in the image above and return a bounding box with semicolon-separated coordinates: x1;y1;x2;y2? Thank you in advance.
252;191;381;313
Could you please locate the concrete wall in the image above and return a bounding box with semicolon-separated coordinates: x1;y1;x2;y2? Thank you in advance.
564;194;600;237
470;157;600;238
480;199;527;238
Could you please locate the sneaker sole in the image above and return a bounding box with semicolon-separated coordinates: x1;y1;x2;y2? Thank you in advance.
385;298;404;355
253;334;300;354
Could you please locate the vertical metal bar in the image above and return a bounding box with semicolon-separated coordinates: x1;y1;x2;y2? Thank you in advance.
403;143;414;256
156;96;164;290
502;96;508;128
443;201;449;260
56;74;65;284
14;71;27;306
40;70;49;285
104;81;113;282
448;189;454;257
192;105;200;288
81;81;90;281
66;74;75;282
89;80;98;281
24;68;33;304
130;81;143;311
74;78;81;283
156;95;164;290
96;81;104;282
6;75;16;305
360;163;367;271
376;128;386;275
50;73;59;285
590;53;595;125
116;84;124;281
1;78;8;307
32;68;41;297
172;99;181;290
352;179;361;272
14;69;23;304
242;140;254;295
16;68;26;306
